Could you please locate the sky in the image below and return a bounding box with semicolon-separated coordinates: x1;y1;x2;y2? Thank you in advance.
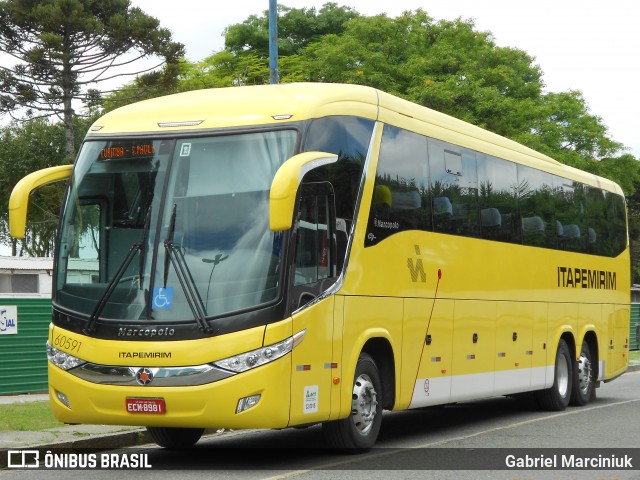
129;0;639;158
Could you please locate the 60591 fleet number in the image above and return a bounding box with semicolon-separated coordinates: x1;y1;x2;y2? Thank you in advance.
53;334;82;353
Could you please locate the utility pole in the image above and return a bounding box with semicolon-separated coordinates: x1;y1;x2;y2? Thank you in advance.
269;0;279;84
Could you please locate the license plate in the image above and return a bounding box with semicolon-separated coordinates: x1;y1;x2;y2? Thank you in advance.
125;397;166;414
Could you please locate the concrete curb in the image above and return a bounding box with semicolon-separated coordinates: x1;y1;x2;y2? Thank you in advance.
35;429;152;450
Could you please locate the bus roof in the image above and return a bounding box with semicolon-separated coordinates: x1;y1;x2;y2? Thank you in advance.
88;83;622;196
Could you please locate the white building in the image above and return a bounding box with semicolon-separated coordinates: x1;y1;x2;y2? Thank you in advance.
0;256;53;297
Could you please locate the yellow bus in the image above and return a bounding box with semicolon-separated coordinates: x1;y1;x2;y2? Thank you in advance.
9;83;630;450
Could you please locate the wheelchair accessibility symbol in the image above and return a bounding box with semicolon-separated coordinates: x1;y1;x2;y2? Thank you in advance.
153;287;173;309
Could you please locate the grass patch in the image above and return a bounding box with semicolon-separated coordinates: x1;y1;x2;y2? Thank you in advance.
0;401;62;431
629;350;640;362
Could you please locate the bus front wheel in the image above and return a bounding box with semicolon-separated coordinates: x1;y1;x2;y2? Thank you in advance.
322;352;382;452
535;339;573;411
146;426;204;449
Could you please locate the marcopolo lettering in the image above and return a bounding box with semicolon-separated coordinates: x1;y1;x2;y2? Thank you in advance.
373;218;400;230
117;327;175;337
557;266;616;290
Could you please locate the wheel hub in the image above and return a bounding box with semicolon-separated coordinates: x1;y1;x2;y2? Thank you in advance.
351;373;378;435
557;354;570;397
577;352;593;395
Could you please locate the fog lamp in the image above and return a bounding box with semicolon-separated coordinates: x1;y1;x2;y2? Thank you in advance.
236;394;261;414
55;390;72;409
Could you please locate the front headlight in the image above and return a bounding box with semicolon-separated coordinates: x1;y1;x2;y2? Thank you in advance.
46;341;86;370
213;330;306;373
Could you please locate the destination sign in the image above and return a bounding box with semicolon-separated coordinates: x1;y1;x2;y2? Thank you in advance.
99;143;155;159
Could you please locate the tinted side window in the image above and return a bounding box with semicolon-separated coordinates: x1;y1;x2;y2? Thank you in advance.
429;139;479;238
605;192;627;257
303;116;374;223
517;165;556;248
303;116;375;272
477;153;520;243
553;178;586;253
585;186;607;255
365;125;430;246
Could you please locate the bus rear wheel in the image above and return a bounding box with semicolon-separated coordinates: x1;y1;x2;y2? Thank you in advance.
322;352;382;452
535;339;573;411
570;340;594;406
146;426;204;449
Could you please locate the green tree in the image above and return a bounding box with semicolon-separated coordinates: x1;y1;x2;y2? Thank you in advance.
286;11;545;137
100;60;188;113
221;7;625;167
151;3;361;91
0;0;184;159
514;91;623;170
225;2;360;57
0;119;79;256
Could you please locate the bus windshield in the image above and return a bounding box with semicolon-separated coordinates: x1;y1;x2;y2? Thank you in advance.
55;130;298;325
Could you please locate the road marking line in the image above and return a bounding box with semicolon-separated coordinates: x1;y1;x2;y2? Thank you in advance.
261;398;640;479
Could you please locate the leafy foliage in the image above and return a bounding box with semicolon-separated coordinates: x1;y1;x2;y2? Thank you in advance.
0;116;95;256
0;0;184;157
224;2;360;57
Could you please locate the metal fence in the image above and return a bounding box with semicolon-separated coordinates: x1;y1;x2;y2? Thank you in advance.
0;298;51;395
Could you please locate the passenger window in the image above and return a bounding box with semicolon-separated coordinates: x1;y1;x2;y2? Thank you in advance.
604;192;627;257
429;139;479;237
585;186;606;255
517;165;555;248
476;153;519;243
554;178;585;253
365;125;430;247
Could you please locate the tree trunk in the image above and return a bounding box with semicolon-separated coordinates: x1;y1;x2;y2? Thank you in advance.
62;49;76;160
63;90;75;160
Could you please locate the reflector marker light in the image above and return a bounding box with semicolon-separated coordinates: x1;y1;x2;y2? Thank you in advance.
157;120;203;128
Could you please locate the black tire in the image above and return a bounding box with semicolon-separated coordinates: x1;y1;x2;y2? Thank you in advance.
322;352;382;452
535;339;573;411
146;426;204;449
570;340;595;406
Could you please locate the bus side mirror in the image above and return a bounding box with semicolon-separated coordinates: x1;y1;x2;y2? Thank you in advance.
9;164;73;238
269;151;338;231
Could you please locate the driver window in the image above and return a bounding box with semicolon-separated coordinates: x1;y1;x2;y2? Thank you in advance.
291;182;337;311
294;192;332;286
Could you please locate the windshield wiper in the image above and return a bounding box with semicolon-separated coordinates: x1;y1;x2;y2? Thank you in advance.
163;204;212;333
139;205;152;290
84;243;141;335
85;206;153;334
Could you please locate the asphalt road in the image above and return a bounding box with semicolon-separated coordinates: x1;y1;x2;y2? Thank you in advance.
3;369;639;480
